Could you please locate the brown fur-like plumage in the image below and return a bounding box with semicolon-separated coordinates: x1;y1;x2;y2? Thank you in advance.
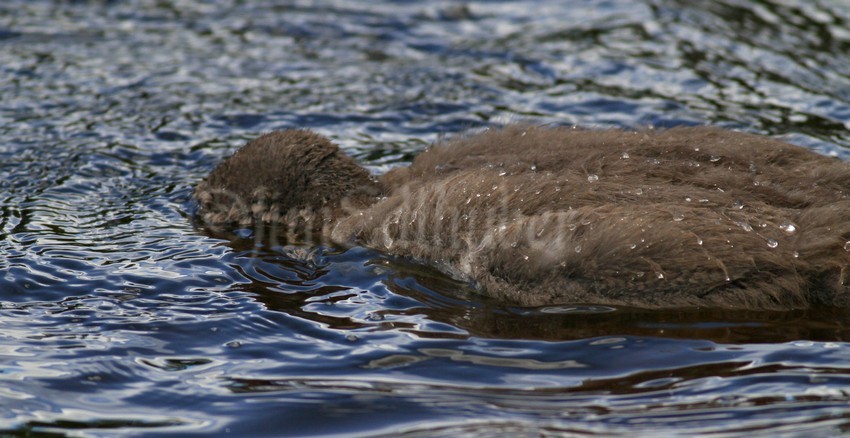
195;125;850;310
195;129;380;228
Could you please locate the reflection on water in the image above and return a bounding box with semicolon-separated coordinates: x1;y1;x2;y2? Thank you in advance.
1;0;850;435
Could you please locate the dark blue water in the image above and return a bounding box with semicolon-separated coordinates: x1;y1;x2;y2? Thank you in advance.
2;0;850;435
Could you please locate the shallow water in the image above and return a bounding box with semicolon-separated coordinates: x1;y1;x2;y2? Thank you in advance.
2;0;850;435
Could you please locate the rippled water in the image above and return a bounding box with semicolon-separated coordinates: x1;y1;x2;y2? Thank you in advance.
2;0;850;435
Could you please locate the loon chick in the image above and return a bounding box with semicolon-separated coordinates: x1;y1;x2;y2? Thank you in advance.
195;125;850;310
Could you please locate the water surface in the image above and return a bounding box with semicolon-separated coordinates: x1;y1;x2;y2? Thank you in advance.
1;0;850;435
